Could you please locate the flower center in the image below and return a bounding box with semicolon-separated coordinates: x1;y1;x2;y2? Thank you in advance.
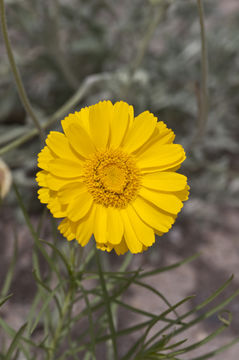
83;149;141;208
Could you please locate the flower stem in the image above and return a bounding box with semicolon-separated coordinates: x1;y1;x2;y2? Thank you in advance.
95;249;118;360
191;0;209;146
131;3;167;72
47;286;74;360
0;0;44;142
198;0;209;134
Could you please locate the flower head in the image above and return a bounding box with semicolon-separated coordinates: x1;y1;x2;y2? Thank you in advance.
36;101;189;254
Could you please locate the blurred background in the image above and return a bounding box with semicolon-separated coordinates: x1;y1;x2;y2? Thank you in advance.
0;0;239;358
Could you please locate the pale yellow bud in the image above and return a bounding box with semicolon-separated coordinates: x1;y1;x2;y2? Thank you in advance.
0;158;12;199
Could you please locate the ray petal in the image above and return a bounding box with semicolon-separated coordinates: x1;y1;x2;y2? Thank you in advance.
63;122;95;158
48;159;83;178
132;196;175;234
110;101;133;148
142;172;187;192
127;205;155;247
120;209;143;254
139;187;183;215
67;191;93;221
89;101;113;148
123;111;157;153
107;207;124;245
137;144;185;172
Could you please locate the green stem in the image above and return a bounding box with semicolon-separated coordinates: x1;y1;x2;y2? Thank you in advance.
123;1;170;100
192;0;209;145
95;250;118;360
0;0;44;142
131;4;165;72
47;287;74;360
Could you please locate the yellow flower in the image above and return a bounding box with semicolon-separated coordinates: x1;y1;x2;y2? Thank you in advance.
36;101;189;254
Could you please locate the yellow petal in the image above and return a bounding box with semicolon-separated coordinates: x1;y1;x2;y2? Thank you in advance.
156;122;175;144
38;146;55;171
38;188;50;204
142;172;187;192
110;101;133;148
36;170;48;187
46;131;80;162
47;196;67;218
61;113;77;131
96;242;113;253
134;122;175;157
58;218;77;241
58;182;87;204
114;238;129;255
132;196;175;233
76;204;96;246
64;122;95;158
139;187;183;215
127;205;155;247
94;204;108;244
174;185;190;201
89;100;112;148
76;107;90;133
166;164;182;172
61;109;91;136
137;144;185;172
107;207;124;245
123;111;157;153
48;159;83;178
46;173;78;191
67;191;93;221
120;209;143;254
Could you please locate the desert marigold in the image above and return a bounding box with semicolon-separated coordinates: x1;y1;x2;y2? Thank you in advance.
36;100;189;254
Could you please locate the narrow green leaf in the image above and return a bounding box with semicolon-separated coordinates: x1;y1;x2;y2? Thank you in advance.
139;253;200;279
13;183;62;281
78;283;96;360
5;323;27;360
144;275;235;349
26;291;43;336
168;287;239;339
0;316;50;352
0;294;13;307
133;279;180;320
218;310;232;326
40;239;73;278
30;283;62;335
72;267;141;325
32;269;62;316
190;337;239;360
167;325;227;357
1;231;18;297
0;319;29;359
95;249;118;360
113;299;155;319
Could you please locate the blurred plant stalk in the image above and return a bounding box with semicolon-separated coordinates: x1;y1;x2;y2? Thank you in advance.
123;0;173;101
0;0;45;142
191;0;209;146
